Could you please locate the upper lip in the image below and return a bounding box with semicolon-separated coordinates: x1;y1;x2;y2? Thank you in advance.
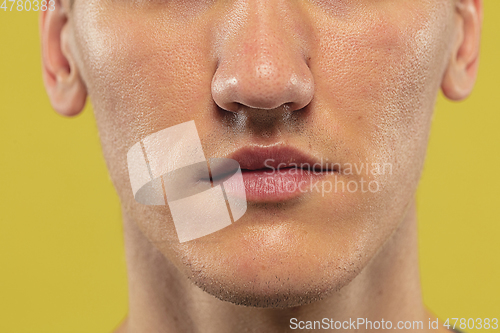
226;145;338;172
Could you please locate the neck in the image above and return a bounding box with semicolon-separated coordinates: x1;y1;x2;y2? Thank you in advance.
119;200;430;333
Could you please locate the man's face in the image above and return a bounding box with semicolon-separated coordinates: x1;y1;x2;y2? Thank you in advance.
69;0;455;307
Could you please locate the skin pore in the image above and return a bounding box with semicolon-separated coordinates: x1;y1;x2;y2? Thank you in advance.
40;0;482;332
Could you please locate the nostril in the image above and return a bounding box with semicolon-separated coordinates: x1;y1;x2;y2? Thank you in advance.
211;74;240;112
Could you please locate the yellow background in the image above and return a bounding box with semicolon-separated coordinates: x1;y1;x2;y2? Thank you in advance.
0;2;498;332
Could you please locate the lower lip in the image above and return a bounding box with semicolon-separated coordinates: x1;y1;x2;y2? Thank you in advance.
241;168;331;202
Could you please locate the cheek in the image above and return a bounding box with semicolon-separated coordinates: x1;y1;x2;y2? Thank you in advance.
72;6;217;199
313;3;449;170
308;3;453;232
75;10;210;123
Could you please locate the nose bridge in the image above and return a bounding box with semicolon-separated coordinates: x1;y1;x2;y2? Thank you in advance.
211;0;314;112
242;0;292;61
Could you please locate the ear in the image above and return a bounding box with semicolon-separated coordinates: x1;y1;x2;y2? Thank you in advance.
441;0;483;101
39;0;87;116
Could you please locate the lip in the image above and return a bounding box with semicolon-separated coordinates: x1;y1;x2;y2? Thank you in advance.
225;145;338;202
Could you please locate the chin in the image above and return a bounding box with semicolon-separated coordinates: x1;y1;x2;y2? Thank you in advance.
176;222;369;308
185;257;361;308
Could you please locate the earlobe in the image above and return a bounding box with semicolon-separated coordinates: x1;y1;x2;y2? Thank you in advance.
441;0;483;101
40;1;87;117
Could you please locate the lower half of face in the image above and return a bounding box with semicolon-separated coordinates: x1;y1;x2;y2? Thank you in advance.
72;0;454;307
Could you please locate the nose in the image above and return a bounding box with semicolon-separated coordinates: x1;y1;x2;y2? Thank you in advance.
211;1;315;113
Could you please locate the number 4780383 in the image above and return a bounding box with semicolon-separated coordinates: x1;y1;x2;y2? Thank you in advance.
1;0;55;12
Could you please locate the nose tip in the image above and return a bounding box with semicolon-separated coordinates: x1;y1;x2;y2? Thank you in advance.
212;57;314;112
